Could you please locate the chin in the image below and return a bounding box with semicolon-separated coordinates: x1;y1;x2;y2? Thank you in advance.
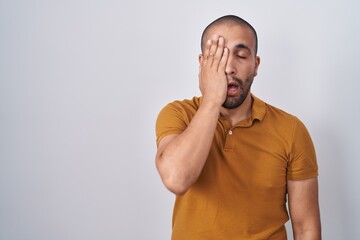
222;91;251;109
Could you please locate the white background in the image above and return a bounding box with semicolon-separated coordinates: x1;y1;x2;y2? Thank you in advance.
1;0;359;239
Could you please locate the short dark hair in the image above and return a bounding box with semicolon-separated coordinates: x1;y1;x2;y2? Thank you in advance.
201;15;258;55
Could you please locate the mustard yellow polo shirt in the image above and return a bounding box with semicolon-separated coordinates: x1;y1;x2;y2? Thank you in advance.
156;95;318;240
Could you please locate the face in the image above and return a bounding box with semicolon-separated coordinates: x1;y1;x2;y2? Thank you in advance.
204;24;260;109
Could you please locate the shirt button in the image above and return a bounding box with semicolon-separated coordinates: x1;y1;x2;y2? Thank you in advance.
228;130;233;135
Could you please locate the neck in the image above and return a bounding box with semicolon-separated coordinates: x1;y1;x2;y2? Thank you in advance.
220;93;253;126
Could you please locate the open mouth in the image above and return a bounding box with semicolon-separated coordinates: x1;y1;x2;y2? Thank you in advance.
227;81;240;95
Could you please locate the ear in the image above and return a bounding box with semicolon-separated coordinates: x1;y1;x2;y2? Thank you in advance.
198;54;204;64
254;56;261;76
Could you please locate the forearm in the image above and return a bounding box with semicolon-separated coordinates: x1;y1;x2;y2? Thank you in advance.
293;229;321;240
292;216;321;240
288;178;321;240
156;100;221;195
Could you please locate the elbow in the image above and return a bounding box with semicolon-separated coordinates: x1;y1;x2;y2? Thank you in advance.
156;150;194;195
162;176;190;195
156;160;191;195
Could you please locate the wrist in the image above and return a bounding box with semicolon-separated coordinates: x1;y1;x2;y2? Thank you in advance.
200;96;223;110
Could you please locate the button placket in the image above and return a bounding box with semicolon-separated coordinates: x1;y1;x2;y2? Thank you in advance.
224;128;235;151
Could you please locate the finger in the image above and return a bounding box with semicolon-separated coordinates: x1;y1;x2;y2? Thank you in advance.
208;35;219;65
203;39;212;61
218;47;229;71
213;37;224;67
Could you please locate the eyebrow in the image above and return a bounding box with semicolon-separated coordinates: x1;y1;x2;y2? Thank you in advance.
234;43;251;52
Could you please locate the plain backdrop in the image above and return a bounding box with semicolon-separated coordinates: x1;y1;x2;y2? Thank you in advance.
1;0;359;239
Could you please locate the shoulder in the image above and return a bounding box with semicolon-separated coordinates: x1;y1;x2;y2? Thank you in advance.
155;96;201;145
252;95;298;124
158;96;201;119
156;96;201;127
254;95;310;139
256;97;302;127
265;101;296;121
164;96;201;111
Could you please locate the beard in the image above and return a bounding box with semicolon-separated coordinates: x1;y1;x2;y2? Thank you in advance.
222;77;254;109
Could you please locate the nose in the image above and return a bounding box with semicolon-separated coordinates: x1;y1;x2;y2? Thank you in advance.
225;55;236;76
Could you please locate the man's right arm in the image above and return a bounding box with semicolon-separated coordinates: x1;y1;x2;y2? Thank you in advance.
156;100;221;195
155;35;228;195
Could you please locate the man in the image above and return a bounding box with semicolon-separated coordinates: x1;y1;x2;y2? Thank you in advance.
155;15;321;239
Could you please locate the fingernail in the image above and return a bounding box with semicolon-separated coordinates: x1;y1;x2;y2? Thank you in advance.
207;39;211;45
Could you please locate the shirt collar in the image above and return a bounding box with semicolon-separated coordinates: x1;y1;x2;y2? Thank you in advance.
198;93;267;125
251;93;267;122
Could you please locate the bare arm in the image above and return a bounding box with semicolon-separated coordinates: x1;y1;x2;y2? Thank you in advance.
288;177;321;240
155;35;229;195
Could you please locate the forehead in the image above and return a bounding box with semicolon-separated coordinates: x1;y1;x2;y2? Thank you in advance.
206;24;256;53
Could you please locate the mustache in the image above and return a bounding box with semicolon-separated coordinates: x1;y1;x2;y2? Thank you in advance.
227;77;243;86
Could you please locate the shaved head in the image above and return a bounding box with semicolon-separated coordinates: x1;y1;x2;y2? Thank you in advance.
201;15;258;55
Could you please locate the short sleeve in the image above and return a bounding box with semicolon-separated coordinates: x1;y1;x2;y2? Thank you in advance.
155;102;189;146
287;118;319;180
